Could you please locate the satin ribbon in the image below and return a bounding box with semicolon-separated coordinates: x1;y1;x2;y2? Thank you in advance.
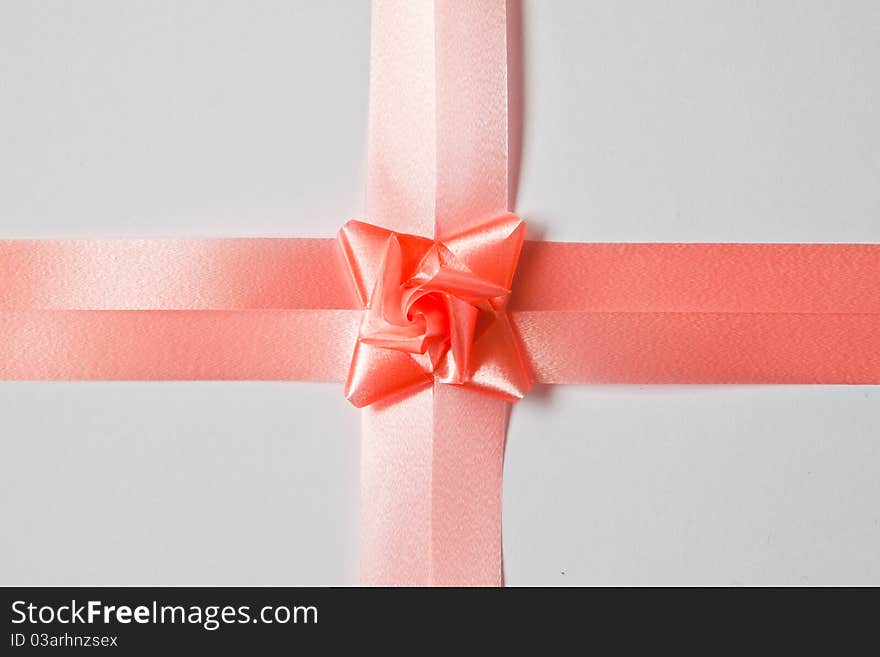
359;0;515;586
4;240;878;382
2;0;880;585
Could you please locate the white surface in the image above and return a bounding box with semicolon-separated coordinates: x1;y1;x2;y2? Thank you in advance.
1;1;879;585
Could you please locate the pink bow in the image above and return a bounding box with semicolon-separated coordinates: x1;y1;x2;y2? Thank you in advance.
338;213;531;407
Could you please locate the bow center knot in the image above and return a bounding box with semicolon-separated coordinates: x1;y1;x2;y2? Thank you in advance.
338;214;531;407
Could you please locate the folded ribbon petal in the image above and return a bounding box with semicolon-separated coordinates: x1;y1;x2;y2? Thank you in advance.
338;214;531;407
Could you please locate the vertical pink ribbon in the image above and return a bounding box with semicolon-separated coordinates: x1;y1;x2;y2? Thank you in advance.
360;0;512;586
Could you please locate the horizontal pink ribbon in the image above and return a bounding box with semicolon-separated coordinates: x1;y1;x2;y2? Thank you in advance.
3;239;878;383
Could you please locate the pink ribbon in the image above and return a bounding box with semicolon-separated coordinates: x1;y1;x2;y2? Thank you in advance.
2;0;880;585
357;0;516;586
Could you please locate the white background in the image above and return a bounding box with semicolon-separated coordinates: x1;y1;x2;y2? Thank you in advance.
1;1;878;585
